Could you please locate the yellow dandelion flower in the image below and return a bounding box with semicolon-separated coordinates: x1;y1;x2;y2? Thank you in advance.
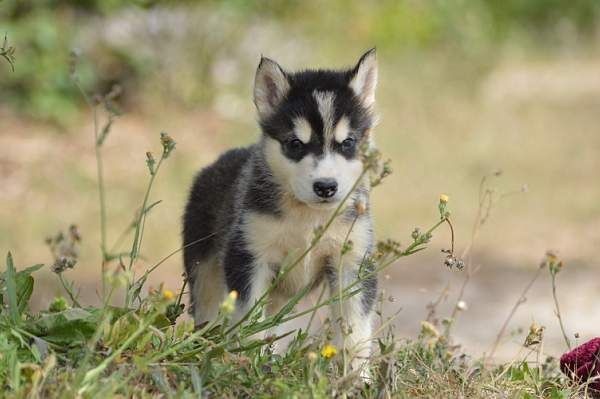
162;289;175;301
439;194;449;203
220;290;238;315
321;344;337;359
545;251;558;263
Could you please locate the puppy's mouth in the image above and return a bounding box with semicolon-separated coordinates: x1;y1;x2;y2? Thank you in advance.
317;198;338;204
306;197;340;209
288;185;342;209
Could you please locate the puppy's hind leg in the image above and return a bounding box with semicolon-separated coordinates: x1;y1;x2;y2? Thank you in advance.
228;262;273;328
263;291;297;354
326;261;377;378
191;257;227;328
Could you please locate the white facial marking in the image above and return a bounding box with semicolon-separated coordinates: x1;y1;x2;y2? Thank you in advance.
313;91;336;142
333;116;350;143
264;136;363;208
293;117;312;144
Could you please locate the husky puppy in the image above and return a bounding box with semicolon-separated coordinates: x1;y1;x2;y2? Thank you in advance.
183;49;378;364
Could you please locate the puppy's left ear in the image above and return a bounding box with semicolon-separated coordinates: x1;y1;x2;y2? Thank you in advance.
349;48;378;109
254;56;290;119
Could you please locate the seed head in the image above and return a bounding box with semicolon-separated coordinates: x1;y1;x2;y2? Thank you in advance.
420;321;440;338
438;195;450;220
146;152;156;175
355;200;367;216
49;296;69;313
47;226;81;274
524;321;545;347
160;132;176;158
411;227;421;240
69;225;81;242
341;240;354;255
544;250;564;275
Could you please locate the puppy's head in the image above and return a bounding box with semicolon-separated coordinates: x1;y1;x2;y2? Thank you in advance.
254;49;378;209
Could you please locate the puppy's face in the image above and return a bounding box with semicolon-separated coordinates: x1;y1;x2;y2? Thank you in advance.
254;49;378;209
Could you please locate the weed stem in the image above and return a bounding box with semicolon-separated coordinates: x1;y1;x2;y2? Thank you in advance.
551;271;571;350
488;261;545;361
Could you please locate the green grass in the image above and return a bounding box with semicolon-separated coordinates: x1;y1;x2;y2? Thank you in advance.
0;254;588;398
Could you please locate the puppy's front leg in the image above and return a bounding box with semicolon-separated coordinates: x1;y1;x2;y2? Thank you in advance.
223;228;273;328
327;260;377;375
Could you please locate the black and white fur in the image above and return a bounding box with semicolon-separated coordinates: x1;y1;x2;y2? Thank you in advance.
183;49;378;366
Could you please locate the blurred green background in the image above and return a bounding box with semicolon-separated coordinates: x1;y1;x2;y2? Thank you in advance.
1;0;599;358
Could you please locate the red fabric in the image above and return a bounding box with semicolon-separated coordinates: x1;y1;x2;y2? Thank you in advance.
560;337;600;393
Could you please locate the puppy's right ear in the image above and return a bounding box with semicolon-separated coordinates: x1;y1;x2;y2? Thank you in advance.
253;57;290;119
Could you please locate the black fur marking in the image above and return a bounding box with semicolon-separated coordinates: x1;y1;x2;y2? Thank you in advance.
243;153;282;216
359;257;378;315
223;225;255;303
324;255;377;316
259;68;374;163
323;256;337;288
182;147;252;309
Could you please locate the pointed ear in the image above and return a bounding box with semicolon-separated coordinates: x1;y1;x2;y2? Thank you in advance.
349;48;378;108
253;57;290;119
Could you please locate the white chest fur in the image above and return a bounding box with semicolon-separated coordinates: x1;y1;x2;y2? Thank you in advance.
243;203;371;295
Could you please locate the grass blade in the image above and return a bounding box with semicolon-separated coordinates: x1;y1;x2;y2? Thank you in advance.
5;252;20;324
190;366;202;397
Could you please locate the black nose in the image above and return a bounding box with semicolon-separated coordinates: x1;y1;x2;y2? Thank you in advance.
313;179;338;198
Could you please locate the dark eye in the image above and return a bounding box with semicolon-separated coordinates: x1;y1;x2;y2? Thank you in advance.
341;137;355;152
287;138;304;152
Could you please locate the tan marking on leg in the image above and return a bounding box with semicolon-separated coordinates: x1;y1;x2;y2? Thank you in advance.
192;257;227;325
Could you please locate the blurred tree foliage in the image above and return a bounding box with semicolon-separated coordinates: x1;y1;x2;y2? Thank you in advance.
0;0;599;126
0;0;158;124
